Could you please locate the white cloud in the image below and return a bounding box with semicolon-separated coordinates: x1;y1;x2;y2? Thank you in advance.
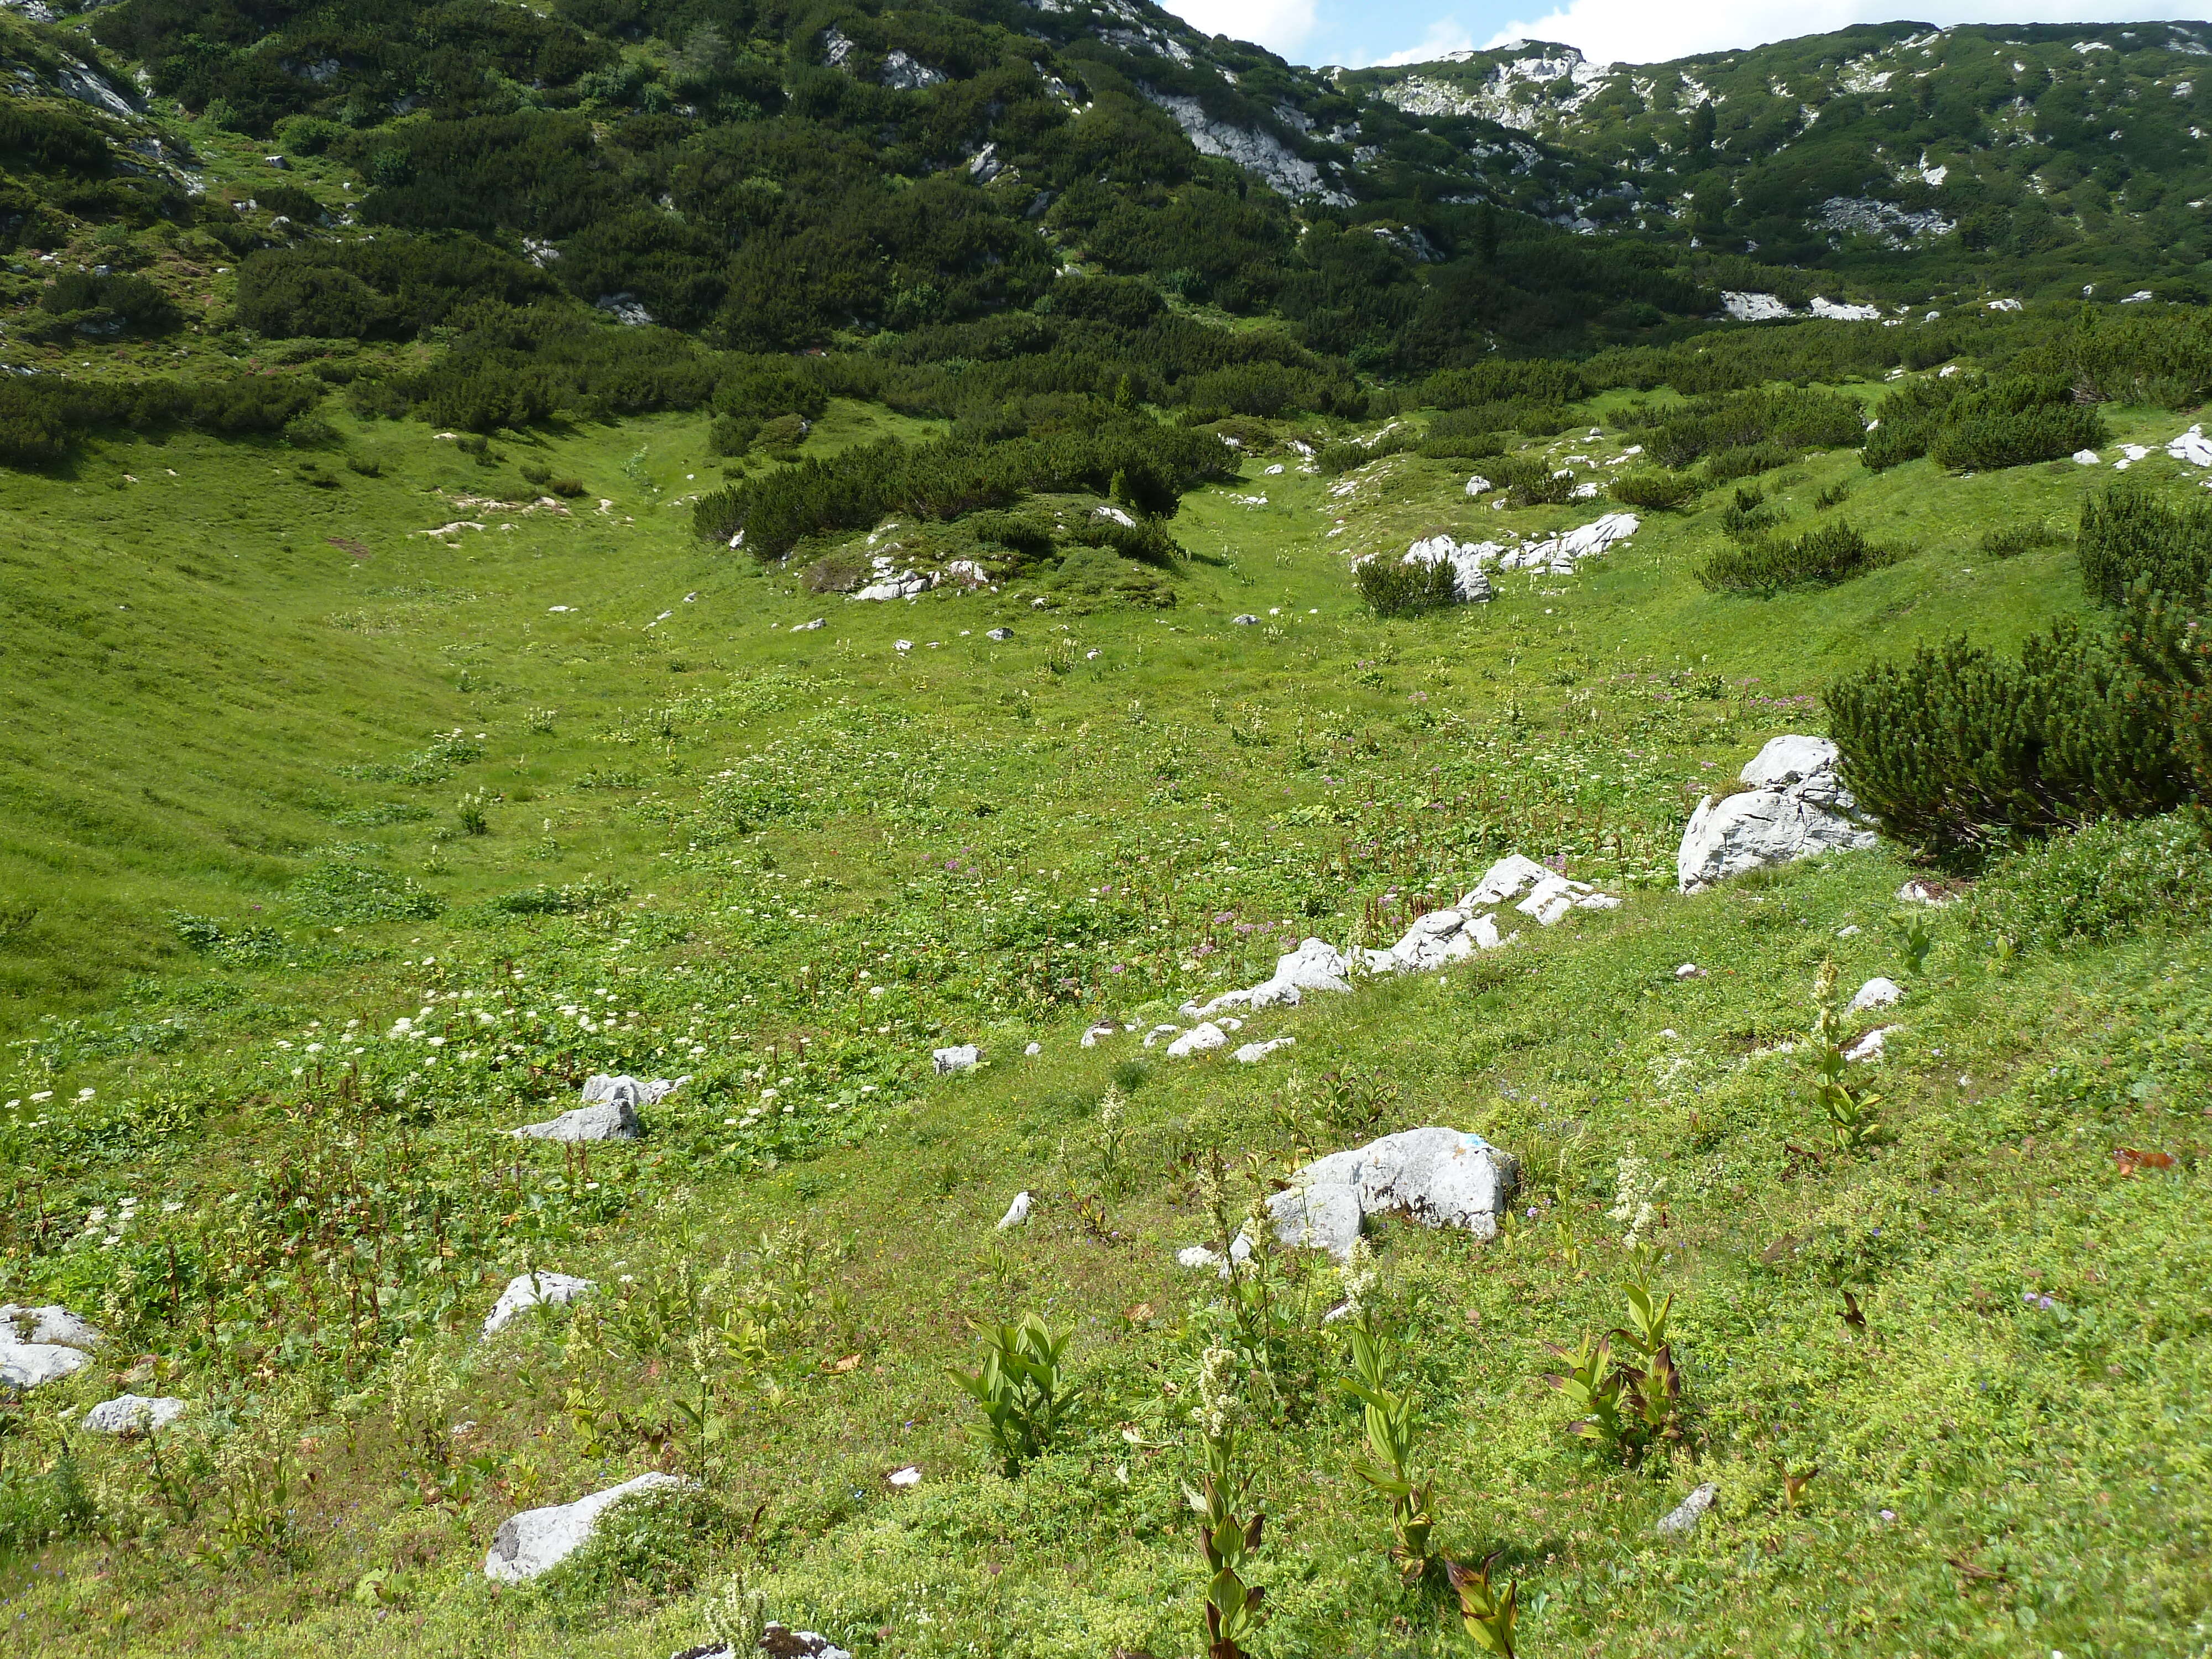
1364;18;1479;67
1484;1;2204;65
1159;0;1321;53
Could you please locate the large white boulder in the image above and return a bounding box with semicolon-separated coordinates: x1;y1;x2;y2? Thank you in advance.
0;1304;101;1390
932;1045;982;1074
1166;1022;1230;1058
1677;736;1878;894
1247;1128;1517;1262
484;1472;689;1582
483;1271;595;1338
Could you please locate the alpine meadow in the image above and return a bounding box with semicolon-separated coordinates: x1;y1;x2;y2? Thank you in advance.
6;4;2212;1657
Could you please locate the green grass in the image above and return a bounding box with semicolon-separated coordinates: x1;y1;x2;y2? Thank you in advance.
0;384;2207;1659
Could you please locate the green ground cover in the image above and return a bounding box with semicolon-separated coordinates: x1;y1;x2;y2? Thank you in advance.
1;372;2208;1658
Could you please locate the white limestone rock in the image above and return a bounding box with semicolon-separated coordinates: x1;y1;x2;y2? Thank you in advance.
1655;1482;1719;1536
1139;89;1353;206
1166;1021;1229;1058
933;1044;982;1074
483;1271;595;1338
85;1394;189;1434
1394;535;1496;603
0;1304;101;1390
1495;513;1638;574
1848;977;1904;1013
1844;1025;1899;1062
1233;1036;1295;1063
996;1191;1032;1230
1677;736;1879;894
1723;291;1794;322
484;1472;689;1582
754;1626;854;1659
1261;1127;1516;1262
513;1073;680;1141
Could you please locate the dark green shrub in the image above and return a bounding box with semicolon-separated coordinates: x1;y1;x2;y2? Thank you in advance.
1965;814;2212;947
1074;516;1183;568
2079;486;2212;607
1316;428;1419;474
39;272;180;334
1648;385;1865;471
1980;521;2068;558
1418;431;1506;461
1421;360;1588;409
1608;470;1699;510
756;412;808;457
1354;556;1461;617
1702;441;1794;482
1698;522;1897;596
968;512;1056;561
1828;624;2191;861
1929;400;2105;471
708;414;761;457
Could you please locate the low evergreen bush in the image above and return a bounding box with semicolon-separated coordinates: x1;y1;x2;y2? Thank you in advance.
1354;556;1462;617
1827;624;2191;862
2079;486;2212;607
1608;470;1701;510
1698;522;1897;596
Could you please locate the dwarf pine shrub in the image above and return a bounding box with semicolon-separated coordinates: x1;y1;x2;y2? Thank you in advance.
1827;623;2192;860
2079;486;2212;607
1355;556;1461;617
1697;521;1897;596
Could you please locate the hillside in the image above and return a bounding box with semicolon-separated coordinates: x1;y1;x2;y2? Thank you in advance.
1344;21;2212;298
3;7;2212;1659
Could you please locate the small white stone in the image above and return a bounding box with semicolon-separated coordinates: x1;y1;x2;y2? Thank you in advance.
1848;977;1904;1013
997;1191;1032;1230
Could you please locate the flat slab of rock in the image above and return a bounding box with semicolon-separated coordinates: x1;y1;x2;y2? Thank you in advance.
85;1394;188;1434
1234;1036;1295;1063
1678;736;1877;894
512;1099;638;1141
485;1472;687;1582
1218;1127;1516;1264
3;1305;103;1348
1166;1022;1229;1058
0;1303;102;1390
933;1044;982;1074
483;1271;595;1338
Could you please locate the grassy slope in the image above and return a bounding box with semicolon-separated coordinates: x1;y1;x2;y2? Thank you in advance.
0;386;2206;1658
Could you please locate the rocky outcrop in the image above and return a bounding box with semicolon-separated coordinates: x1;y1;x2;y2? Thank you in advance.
1358;854;1617;975
1677;735;1879;894
1723;292;1794;322
1495;513;1639;573
484;1473;688;1582
1182;937;1355;1021
1139;89;1353;206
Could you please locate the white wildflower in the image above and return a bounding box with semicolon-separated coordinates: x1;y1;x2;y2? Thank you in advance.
1610;1150;1665;1250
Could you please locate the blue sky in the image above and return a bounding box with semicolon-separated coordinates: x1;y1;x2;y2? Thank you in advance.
1155;1;2212;69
